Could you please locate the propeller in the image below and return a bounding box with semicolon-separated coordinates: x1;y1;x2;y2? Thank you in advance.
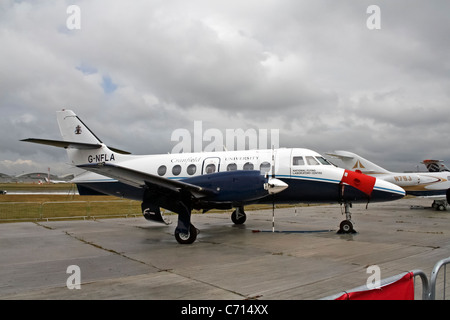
264;146;288;194
261;147;288;232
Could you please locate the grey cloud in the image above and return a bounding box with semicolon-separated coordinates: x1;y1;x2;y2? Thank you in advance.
1;0;450;175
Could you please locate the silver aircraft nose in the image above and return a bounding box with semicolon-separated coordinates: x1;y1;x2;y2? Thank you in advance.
265;178;289;194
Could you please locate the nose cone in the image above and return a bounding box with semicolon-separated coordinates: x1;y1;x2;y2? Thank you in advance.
371;178;405;202
265;178;289;194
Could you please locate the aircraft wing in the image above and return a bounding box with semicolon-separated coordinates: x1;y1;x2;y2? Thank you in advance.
78;163;216;198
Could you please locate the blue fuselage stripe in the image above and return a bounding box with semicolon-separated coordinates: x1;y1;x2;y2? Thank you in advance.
76;175;404;204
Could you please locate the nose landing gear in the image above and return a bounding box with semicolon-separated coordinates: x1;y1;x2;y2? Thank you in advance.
338;202;357;234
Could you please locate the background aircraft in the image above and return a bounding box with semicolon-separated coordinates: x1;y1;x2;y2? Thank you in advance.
422;159;450;173
328;151;450;211
44;177;69;184
22;110;404;243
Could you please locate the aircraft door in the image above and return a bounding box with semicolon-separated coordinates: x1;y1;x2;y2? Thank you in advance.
202;157;221;174
274;148;292;178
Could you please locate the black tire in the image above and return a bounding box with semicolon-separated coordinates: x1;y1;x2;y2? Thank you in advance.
231;209;246;224
339;220;354;234
175;224;197;244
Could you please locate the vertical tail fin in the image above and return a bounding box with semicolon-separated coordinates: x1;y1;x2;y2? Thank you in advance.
57;109;102;144
56;109;111;166
326;151;391;174
21;110;130;167
56;110;130;154
422;159;450;172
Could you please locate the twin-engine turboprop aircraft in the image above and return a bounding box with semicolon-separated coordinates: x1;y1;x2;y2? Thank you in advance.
22;110;405;243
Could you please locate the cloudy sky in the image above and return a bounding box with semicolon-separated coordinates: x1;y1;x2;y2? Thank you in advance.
1;0;449;176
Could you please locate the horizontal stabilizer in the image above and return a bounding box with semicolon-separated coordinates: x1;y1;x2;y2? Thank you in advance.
21;138;131;154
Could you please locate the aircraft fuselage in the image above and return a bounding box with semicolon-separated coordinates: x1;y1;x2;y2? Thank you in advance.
73;147;405;207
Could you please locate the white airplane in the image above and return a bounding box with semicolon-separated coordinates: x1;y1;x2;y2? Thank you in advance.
44;177;69;184
22;110;405;243
327;151;450;211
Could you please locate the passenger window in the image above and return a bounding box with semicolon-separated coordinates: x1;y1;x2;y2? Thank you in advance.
316;156;332;165
172;165;182;176
306;156;319;165
293;156;305;166
227;163;237;171
260;162;271;174
205;163;216;174
187;164;196;175
157;165;167;176
243;162;254;170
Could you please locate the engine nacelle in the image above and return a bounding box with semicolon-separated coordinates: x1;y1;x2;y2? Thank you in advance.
184;170;270;203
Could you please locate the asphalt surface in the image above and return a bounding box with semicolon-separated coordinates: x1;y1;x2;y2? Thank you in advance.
1;197;449;300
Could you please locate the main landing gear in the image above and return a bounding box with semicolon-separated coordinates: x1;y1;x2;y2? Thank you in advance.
338;202;357;234
173;200;198;244
174;224;198;244
432;200;448;211
174;205;248;243
141;191;198;244
175;206;246;244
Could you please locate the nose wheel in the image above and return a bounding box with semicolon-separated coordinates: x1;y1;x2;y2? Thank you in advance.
339;220;355;234
231;207;247;225
338;202;357;234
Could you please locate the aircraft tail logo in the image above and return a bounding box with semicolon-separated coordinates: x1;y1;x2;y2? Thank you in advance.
353;160;365;170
